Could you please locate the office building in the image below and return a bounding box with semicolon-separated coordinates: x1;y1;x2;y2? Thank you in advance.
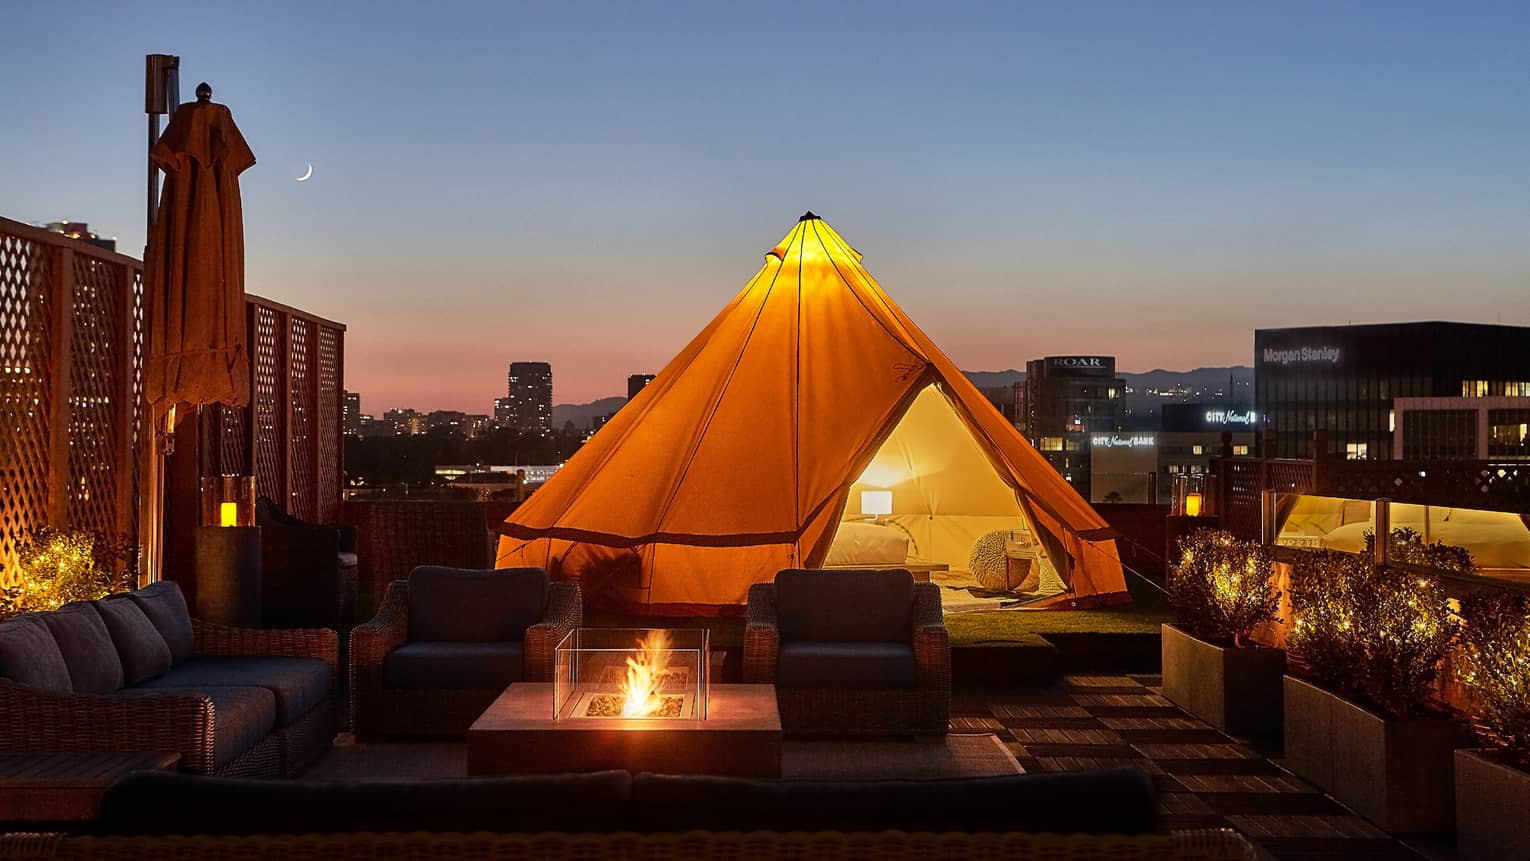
44;221;116;252
1392;397;1530;460
1255;322;1530;460
343;391;362;436
1158;403;1258;498
382;408;425;436
1023;355;1126;496
505;362;553;434
628;374;656;400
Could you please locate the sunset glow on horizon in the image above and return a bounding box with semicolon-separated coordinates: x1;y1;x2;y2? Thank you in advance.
5;2;1528;413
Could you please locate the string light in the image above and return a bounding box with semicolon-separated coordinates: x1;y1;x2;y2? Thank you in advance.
1169;529;1279;647
1458;591;1530;767
1;528;137;617
1287;533;1460;720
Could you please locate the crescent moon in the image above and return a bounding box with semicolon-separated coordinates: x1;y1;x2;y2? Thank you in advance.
296;163;313;182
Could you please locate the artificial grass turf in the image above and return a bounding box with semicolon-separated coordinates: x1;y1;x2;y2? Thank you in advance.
945;573;1170;645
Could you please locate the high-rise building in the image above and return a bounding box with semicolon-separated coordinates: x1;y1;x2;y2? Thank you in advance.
425;410;468;435
505;362;553;434
43;221;116;252
1022;356;1126;497
343;391;362;436
627;374;657;400
1255;322;1530;460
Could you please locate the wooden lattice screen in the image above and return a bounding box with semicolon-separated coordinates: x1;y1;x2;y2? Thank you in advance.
0;216;346;586
202;296;346;524
0;218;141;585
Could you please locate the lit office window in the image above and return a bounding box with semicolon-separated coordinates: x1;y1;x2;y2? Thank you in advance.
1233;445;1250;456
1191;444;1203;456
1345;442;1368;460
1040;437;1064;451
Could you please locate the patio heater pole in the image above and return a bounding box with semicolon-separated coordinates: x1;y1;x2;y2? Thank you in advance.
143;53;179;582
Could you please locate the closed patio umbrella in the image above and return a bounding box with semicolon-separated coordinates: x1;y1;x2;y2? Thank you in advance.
142;83;254;579
145;84;254;409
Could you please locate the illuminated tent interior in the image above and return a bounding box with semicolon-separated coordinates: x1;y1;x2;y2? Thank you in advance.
496;213;1126;615
829;384;1072;611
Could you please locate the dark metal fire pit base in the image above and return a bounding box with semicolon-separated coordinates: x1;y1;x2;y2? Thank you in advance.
467;683;781;777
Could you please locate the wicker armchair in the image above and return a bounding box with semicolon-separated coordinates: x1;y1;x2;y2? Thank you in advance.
745;571;950;735
256;496;358;629
350;569;581;738
0;618;337;777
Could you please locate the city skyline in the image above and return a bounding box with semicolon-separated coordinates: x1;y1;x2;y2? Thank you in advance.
5;3;1528;409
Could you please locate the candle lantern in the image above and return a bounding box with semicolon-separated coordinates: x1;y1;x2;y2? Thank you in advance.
1171;473;1207;518
200;475;256;527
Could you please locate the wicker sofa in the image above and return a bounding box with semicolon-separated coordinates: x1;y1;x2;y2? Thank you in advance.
745;568;950;735
0;765;1256;859
350;566;581;738
0;582;337;777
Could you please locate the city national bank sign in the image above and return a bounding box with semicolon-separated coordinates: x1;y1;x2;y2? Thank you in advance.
1261;346;1341;367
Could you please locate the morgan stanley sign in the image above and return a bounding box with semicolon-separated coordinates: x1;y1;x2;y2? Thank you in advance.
1261;346;1341;367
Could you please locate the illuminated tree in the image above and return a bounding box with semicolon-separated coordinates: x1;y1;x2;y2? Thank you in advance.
1169;529;1279;647
1;528;138;618
1458;591;1530;767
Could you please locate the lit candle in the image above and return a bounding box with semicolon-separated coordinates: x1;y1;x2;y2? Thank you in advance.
219;502;239;527
1185;493;1204;517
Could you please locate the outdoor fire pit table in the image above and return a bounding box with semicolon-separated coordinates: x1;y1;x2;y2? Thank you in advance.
467;628;780;777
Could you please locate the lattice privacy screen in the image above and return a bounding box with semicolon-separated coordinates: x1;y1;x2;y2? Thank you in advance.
0;221;141;585
0;217;346;586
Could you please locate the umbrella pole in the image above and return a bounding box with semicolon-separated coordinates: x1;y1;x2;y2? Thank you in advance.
142;54;178;583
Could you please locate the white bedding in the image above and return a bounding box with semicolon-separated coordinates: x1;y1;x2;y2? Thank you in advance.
824;521;910;567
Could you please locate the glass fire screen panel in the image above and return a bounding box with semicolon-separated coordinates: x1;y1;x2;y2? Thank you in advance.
553;628;709;720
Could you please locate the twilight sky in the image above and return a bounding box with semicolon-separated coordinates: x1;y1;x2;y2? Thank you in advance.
4;2;1528;413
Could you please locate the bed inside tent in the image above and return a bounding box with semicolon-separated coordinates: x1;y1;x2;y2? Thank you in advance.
824;383;1069;611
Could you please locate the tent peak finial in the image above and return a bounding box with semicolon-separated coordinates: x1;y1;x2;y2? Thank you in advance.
798;211;819;222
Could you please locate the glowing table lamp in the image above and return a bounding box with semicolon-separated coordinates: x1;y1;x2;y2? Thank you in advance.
861;490;893;521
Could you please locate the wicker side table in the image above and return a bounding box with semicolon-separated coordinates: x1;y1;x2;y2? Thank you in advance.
0;752;180;822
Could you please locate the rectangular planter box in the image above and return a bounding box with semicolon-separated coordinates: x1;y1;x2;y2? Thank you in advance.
1161;624;1285;736
1284;676;1470;833
1456;749;1530;861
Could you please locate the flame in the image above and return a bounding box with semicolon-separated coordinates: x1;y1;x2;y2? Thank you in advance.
621;630;671;717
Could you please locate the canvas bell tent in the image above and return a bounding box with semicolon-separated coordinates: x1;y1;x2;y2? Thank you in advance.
496;213;1126;614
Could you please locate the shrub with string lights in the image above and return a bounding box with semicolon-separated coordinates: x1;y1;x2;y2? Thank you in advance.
1363;527;1474;576
1287;535;1459;719
1;528;138;618
1169;529;1279;647
1458;590;1530;768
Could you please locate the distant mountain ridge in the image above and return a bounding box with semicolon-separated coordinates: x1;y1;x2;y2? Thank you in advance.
551;367;1254;428
550;396;626;428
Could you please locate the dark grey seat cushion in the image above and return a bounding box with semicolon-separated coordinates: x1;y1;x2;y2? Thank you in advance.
98;770;634;835
775;569;914;643
96;597;173;684
137;657;332;726
777;641;917;690
407;566;548;643
383;642;524;690
40;602;124;694
631;767;1159;834
0;615;72;692
121;685;277;767
127;581;195;664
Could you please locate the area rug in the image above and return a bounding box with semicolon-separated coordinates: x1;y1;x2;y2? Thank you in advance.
301;734;1020;782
